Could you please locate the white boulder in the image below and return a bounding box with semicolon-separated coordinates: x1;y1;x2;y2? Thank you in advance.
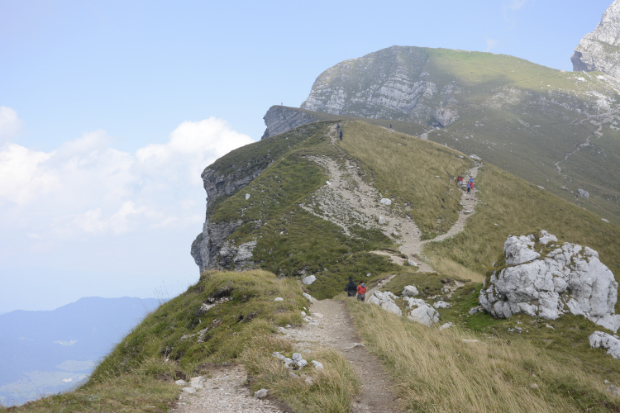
302;275;316;285
245;193;251;200
274;297;284;302
380;198;392;206
405;297;439;326
439;322;453;330
402;285;419;297
368;291;402;317
433;301;451;309
590;331;620;359
311;360;324;369
254;389;269;399
480;231;620;332
378;216;387;225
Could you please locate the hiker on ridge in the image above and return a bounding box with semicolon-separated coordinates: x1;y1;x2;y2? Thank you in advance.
336;123;340;131
457;176;463;188
467;181;471;194
339;130;343;141
357;281;367;302
345;277;357;297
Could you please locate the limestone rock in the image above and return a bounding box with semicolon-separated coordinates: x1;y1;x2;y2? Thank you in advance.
175;379;187;386
402;285;419;297
590;331;620;358
262;106;319;139
378;216;387;225
607;384;620;397
302;293;314;302
368;291;402;317
405;297;439;326
245;193;251;200
274;297;284;302
572;1;620;79
311;360;324;369
480;231;620;332
433;301;451;309
439;322;453;330
300;46;461;127
302;275;316;285
380;198;392;206
182;387;197;394
578;188;590;199
254;389;269;399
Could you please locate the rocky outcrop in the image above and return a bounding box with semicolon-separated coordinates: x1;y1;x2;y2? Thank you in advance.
590;331;620;358
300;46;461;127
405;297;440;326
572;0;620;79
480;231;620;332
261;106;318;139
191;161;268;274
368;291;402;317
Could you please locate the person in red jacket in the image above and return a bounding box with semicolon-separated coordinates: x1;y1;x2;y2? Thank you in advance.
457;175;463;188
357;282;367;301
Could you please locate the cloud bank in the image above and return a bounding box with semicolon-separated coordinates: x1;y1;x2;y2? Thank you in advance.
0;109;253;242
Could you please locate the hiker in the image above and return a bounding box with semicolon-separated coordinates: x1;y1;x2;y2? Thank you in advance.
357;281;367;302
336;123;340;130
467;181;471;194
339;130;343;141
345;277;357;297
390;123;392;129
457;175;463;188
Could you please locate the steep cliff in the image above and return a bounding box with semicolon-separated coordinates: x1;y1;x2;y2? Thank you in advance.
261;106;319;139
572;0;620;78
301;46;461;127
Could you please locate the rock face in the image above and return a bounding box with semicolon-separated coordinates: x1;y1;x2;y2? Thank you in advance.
300;46;461;127
480;231;620;332
572;0;620;79
261;106;319;139
590;331;620;358
191;159;267;273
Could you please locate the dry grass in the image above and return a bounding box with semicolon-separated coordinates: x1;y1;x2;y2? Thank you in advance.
339;121;472;239
242;335;360;413
424;163;620;294
348;302;618;413
431;256;485;283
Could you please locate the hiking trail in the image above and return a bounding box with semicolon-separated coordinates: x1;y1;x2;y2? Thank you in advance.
301;123;481;273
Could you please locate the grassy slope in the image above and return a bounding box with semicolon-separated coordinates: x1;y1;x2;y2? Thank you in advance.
339;121;472;239
424;162;620;297
302;45;620;225
424;48;620;226
6;271;358;413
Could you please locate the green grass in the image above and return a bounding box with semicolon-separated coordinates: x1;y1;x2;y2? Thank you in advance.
6;270;357;413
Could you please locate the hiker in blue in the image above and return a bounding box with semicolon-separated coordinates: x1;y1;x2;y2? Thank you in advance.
345;277;357;297
339;130;343;141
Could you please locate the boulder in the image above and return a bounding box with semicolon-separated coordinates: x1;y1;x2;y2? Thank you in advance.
311;360;324;369
368;291;402;317
439;322;453;330
378;216;387;225
578;188;590;199
402;285;419;297
302;293;314;302
433;301;451;309
302;275;316;285
254;389;269;399
480;231;620;332
405;297;439;326
380;198;392;206
590;331;620;359
274;297;284;302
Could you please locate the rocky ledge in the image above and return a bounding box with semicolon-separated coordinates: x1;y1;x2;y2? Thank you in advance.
572;0;620;79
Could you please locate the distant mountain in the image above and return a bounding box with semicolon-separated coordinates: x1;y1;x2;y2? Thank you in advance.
262;45;620;225
0;297;159;407
572;0;620;78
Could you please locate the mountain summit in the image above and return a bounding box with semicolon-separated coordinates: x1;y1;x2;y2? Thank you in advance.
572;0;620;78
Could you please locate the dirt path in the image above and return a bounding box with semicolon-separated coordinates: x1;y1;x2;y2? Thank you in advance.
302;124;480;273
280;298;402;412
171;366;287;413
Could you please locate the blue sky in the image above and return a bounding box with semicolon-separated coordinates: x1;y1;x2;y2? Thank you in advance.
0;0;613;312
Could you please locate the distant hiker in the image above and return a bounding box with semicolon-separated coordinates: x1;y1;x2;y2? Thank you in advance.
281;102;283;106
390;123;392;129
470;177;474;184
336;123;340;130
467;181;471;194
457;176;463;188
357;282;367;301
339;130;343;141
345;277;357;297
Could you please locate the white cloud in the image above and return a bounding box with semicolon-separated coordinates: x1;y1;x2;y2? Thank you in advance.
503;0;527;29
0;109;254;240
485;38;499;52
504;0;526;11
0;106;22;144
